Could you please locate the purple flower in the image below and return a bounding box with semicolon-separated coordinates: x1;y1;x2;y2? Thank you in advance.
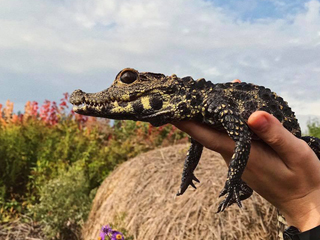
98;225;125;240
102;225;112;234
98;225;112;240
111;230;124;240
98;231;105;240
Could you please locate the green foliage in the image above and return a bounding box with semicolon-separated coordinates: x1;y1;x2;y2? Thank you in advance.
0;118;112;222
28;119;112;197
0;122;39;197
0;120;47;221
307;119;320;138
30;165;94;239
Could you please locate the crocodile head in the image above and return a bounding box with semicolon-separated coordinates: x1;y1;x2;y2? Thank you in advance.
70;68;199;126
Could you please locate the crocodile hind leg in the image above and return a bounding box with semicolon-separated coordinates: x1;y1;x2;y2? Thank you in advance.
301;136;320;159
214;108;253;212
217;140;252;212
176;138;203;196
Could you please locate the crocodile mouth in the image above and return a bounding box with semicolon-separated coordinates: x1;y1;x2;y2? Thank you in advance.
72;100;110;113
70;89;111;114
70;88;173;113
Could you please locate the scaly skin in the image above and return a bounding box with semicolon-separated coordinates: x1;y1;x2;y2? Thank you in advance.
70;68;320;212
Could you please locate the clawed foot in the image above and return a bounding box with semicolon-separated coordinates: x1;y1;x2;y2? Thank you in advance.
176;174;200;196
217;180;253;213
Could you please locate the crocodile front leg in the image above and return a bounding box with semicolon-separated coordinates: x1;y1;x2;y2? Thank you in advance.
176;138;203;196
211;106;253;212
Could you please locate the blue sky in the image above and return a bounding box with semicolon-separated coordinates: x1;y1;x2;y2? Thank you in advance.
1;0;319;131
211;0;310;20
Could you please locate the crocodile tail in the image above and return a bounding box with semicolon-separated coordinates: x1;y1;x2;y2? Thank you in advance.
277;210;287;240
301;136;320;160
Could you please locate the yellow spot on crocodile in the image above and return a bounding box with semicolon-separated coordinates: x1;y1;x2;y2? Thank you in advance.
113;101;120;107
111;102;133;114
141;96;151;110
122;94;130;101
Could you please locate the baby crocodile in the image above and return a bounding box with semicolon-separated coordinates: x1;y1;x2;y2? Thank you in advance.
70;68;320;212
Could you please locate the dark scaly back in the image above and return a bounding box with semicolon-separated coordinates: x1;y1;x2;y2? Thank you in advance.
210;82;301;137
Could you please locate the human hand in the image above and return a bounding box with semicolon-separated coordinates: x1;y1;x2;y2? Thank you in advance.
174;81;320;232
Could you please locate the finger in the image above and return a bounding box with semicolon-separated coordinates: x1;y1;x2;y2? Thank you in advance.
248;111;303;163
174;121;235;155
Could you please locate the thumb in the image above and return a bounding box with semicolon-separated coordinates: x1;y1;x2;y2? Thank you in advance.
248;111;302;162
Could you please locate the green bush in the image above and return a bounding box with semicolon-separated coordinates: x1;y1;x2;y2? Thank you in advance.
307;119;320;138
0;120;47;220
0;118;112;222
30;165;95;240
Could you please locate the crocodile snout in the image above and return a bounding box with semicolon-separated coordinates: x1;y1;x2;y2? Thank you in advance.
70;89;85;105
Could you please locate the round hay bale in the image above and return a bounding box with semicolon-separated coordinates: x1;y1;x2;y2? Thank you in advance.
83;144;279;240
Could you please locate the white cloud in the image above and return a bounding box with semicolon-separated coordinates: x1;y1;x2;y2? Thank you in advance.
0;0;319;125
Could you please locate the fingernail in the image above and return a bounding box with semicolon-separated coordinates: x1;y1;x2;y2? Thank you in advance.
250;115;269;132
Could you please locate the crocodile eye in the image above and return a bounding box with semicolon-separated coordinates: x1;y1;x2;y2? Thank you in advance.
120;71;138;84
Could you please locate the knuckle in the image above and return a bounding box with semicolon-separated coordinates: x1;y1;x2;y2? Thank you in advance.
267;134;287;148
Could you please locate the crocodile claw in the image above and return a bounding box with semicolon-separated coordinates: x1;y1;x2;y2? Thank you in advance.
176;174;200;196
217;180;253;213
217;185;242;213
